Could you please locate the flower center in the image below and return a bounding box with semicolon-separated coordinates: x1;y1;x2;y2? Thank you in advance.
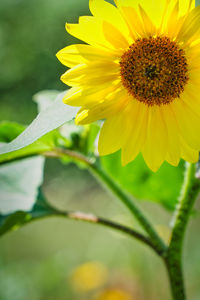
120;36;189;106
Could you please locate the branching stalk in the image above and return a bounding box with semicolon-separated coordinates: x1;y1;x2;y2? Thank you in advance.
36;206;157;252
45;148;167;255
43;149;200;300
63;211;157;252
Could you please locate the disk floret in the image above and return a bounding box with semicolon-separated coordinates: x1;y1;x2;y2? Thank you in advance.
120;36;189;106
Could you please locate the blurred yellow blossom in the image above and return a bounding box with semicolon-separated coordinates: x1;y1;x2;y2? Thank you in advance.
70;261;108;292
94;288;132;300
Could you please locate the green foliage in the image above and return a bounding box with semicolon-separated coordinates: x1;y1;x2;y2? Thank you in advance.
0;88;100;237
0;92;78;156
0;157;45;214
0;85;184;240
0;0;89;123
101;152;184;210
33;90;100;156
0;211;32;236
0;190;56;237
0;121;65;164
0;155;56;237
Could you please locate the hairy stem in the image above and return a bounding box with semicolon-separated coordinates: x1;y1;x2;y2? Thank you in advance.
170;163;200;251
165;256;185;300
166;163;200;300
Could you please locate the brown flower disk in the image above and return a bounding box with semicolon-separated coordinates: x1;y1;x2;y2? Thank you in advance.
120;36;189;106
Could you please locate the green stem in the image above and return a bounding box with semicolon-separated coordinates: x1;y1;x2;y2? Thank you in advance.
166;162;200;300
165;256;185;300
90;161;167;256
30;207;156;250
45;148;167;255
64;211;157;252
170;163;200;252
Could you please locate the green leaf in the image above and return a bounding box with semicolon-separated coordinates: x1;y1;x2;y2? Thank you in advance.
0;155;59;237
0;157;45;214
101;152;184;210
0;121;66;165
0;189;55;237
0;92;79;155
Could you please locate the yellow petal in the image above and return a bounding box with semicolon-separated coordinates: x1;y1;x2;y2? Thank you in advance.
138;5;157;36
102;21;130;49
89;0;131;42
61;62;119;86
160;105;181;166
66;17;116;50
171;98;200;150
122;101;148;165
75;89;128;125
142;106;167;172
180;137;199;163
98;107;129;155
179;0;195;15
116;0;166;28
118;6;145;39
63;87;82;104
56;44;117;68
63;82;121;107
176;6;200;44
166;1;181;39
181;84;200;116
187;51;200;71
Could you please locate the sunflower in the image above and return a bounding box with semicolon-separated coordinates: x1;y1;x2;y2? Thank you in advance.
56;0;200;171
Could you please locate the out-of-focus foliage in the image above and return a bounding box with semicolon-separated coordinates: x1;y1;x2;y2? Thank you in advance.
0;0;89;123
0;92;78;156
0;157;44;214
101;153;184;210
0;187;55;237
0;121;64;164
0;156;51;236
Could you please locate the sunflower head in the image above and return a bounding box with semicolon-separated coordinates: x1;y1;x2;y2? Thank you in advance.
57;0;200;171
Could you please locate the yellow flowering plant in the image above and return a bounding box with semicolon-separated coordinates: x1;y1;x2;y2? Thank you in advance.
0;1;200;299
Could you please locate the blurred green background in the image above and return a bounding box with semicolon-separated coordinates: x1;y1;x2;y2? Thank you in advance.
0;0;200;299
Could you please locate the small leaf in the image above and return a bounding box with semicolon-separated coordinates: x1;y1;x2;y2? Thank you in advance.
0;92;79;155
0;157;45;214
101;152;184;210
0;189;55;237
0;156;57;237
